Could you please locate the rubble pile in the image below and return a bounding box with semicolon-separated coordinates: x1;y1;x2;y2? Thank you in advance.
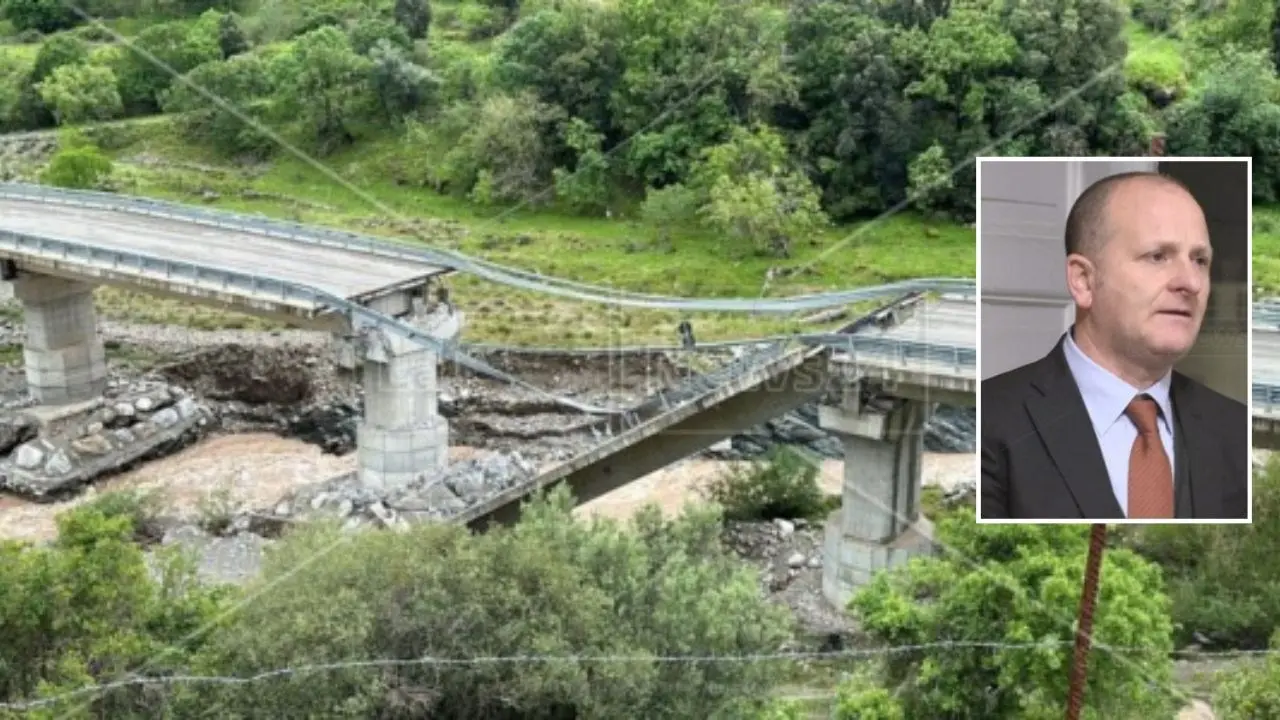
267;451;539;529
0;381;215;498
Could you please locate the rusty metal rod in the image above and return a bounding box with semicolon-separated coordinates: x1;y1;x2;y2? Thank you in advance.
1065;524;1108;720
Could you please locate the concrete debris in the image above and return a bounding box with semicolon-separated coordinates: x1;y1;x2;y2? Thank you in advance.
722;517;859;644
268;451;540;530
0;380;215;499
0;414;37;456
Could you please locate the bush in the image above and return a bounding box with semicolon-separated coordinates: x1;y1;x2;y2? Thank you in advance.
702;446;828;521
835;684;906;720
1131;0;1190;33
1126;458;1280;649
1213;630;1280;719
40;140;113;189
849;514;1177;718
0;496;228;716
164;487;795;718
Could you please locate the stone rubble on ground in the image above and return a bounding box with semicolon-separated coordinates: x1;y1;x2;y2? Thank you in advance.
266;451;540;529
0;381;215;498
722;515;858;642
0;323;985;649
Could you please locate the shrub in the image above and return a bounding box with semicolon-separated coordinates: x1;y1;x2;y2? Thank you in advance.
1126;458;1280;649
167;487;795;718
1213;630;1280;719
40;142;113;189
702;446;827;521
0;497;228;716
849;513;1178;718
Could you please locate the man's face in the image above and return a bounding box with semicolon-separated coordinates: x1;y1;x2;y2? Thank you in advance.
1078;179;1212;364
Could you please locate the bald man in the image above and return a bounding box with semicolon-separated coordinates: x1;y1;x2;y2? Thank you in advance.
980;171;1249;521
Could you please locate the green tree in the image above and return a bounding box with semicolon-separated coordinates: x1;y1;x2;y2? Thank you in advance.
429;92;563;204
368;40;439;122
161;53;276;156
552;116;612;214
113;19;222;113
393;0;431;40
28;34;89;84
611;0;792;187
269;25;376;151
850;517;1177;718
494;1;625;145
1164;49;1280;203
36;64;123;124
167;488;793;717
217;12;249;58
1187;0;1275;65
0;0;80;33
688;124;829;257
1132;0;1191;33
6;33;90;130
784;6;914;218
0;493;226;716
1128;457;1280;648
347;15;412;56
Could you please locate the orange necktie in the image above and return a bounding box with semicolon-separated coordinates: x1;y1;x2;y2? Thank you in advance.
1125;395;1174;518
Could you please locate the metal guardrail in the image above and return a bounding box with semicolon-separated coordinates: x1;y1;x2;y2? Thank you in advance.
0;182;977;313
0;191;982;414
1254;383;1280;407
809;334;976;372
1255;303;1280;327
0;227;622;416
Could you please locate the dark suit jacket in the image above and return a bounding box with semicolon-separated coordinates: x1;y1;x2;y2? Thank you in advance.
980;337;1250;520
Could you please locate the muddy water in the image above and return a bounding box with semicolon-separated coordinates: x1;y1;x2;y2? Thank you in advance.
575;453;975;522
0;434;358;544
0;434;976;544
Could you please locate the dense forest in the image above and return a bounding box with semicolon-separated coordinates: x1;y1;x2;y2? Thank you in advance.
2;0;1280;717
2;0;1278;246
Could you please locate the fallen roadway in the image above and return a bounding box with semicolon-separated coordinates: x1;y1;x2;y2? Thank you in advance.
460;293;978;530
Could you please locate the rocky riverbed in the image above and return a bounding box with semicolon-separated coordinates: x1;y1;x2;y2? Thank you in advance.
0;313;980;643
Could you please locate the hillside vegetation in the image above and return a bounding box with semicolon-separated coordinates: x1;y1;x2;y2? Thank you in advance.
2;0;1279;342
3;0;1280;717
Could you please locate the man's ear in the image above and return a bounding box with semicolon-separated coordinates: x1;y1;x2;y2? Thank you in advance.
1065;254;1094;310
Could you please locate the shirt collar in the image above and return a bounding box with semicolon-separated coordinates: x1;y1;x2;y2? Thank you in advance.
1063;327;1173;434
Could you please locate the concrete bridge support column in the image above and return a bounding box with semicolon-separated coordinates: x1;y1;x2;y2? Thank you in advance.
11;275;107;405
818;391;937;610
356;306;462;493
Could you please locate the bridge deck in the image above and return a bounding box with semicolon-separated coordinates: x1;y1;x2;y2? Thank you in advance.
1253;326;1280;419
828;295;977;387
870;295;977;347
461;297;979;528
0;198;448;303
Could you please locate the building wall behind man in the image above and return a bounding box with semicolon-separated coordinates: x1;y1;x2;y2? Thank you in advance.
1159;160;1250;405
979;160;1158;379
980;158;1249;405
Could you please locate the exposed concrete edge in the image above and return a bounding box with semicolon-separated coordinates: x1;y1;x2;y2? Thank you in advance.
455;346;833;530
0;250;351;331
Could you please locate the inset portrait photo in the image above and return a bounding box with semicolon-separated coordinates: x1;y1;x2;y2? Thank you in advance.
977;157;1252;525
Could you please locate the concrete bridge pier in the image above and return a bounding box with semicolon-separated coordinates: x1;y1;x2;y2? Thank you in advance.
10;274;107;405
355;304;462;493
818;389;937;610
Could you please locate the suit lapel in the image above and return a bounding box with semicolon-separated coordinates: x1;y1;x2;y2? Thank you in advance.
1025;339;1125;519
1171;374;1222;519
